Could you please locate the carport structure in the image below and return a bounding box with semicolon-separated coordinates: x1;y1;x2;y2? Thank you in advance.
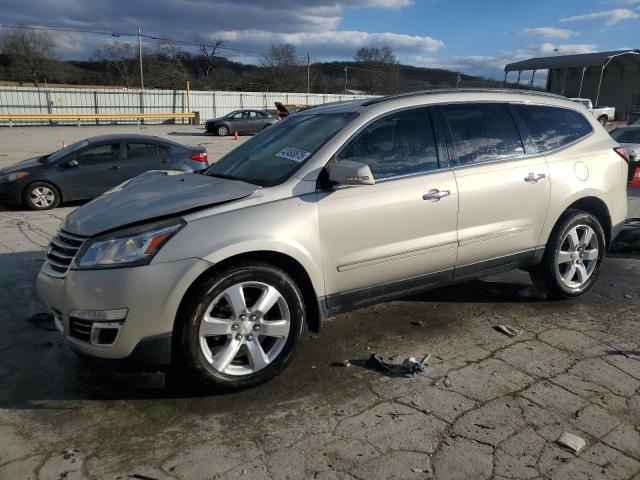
504;49;640;120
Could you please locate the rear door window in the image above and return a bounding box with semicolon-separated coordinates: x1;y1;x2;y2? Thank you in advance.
439;103;525;166
337;108;440;179
511;104;593;152
126;142;159;159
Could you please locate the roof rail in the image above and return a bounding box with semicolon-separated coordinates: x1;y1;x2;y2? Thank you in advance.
361;88;565;106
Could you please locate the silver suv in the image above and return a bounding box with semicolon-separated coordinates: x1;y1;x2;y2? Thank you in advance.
36;89;629;390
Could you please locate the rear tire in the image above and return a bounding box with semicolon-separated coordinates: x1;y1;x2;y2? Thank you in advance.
598;115;608;126
173;261;306;391
217;125;229;136
529;210;605;299
23;182;60;210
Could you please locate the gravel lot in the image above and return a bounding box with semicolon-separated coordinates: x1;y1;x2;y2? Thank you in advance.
1;125;639;480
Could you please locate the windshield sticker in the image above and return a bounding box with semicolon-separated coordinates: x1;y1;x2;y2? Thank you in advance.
276;147;311;163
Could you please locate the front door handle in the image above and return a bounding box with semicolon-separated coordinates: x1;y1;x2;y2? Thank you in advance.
108;165;120;171
524;172;545;183
423;189;451;201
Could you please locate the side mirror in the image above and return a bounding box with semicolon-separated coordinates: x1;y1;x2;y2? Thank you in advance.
327;160;375;186
67;159;79;168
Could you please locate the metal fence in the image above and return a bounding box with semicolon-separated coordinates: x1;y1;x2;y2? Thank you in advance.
0;86;374;126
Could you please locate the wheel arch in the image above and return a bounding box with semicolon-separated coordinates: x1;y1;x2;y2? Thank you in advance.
175;250;323;336
21;179;64;206
561;196;612;247
217;123;231;134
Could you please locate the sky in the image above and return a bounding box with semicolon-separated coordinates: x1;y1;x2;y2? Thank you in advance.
1;0;639;81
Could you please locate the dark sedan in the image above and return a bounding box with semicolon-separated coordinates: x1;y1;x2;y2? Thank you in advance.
205;110;278;136
610;127;640;181
0;134;208;210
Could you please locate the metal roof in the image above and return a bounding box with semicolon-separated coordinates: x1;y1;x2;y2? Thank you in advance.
504;49;640;72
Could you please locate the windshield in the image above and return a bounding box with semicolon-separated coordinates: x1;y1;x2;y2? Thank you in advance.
610;128;640;144
46;139;90;162
206;113;354;186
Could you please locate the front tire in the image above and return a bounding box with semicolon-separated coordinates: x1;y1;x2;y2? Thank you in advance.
24;182;60;210
174;261;306;391
217;125;229;136
530;210;605;299
598;115;608;126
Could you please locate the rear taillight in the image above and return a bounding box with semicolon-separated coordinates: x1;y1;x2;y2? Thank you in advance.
189;152;208;163
614;147;630;164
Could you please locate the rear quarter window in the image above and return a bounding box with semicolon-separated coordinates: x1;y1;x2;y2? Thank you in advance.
512;104;593;152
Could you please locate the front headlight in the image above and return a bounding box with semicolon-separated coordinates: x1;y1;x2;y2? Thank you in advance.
74;219;185;269
0;172;29;183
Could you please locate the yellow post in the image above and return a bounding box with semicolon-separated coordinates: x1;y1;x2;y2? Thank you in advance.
186;80;191;124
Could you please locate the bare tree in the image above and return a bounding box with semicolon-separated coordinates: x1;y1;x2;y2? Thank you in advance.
353;46;398;94
195;36;223;88
96;40;137;87
159;41;188;77
155;41;192;88
0;28;54;86
262;44;302;91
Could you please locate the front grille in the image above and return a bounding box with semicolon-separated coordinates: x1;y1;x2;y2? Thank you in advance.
69;317;92;342
43;230;87;278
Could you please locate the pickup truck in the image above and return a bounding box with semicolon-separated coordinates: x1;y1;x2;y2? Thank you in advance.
570;98;615;126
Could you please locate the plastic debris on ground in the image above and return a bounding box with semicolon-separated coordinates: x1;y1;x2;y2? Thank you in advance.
556;432;586;453
494;324;522;337
366;353;428;377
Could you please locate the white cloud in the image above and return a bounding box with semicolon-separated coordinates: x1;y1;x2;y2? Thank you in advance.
215;29;445;55
520;27;576;39
343;0;413;8
559;8;640;26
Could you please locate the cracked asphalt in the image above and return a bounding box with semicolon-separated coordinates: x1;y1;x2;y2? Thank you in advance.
1;126;639;480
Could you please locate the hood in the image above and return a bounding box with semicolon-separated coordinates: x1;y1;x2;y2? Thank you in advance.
64;170;258;237
206;116;226;124
0;156;45;174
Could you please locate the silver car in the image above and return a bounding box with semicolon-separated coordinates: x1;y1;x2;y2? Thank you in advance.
36;89;629;390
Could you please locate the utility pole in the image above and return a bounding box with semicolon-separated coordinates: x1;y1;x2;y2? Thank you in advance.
307;52;310;94
344;66;348;92
137;26;144;90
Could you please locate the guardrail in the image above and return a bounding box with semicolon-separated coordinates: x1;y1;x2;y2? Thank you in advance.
0;112;197;127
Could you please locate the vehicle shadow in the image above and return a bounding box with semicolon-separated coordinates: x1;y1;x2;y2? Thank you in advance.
166;131;209;137
0;254;545;410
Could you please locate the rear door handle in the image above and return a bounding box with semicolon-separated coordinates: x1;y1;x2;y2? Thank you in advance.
423;189;451;201
524;172;545;183
108;165;120;171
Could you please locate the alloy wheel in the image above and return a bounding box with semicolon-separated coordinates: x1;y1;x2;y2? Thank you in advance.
199;281;291;376
556;224;599;289
30;186;55;208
